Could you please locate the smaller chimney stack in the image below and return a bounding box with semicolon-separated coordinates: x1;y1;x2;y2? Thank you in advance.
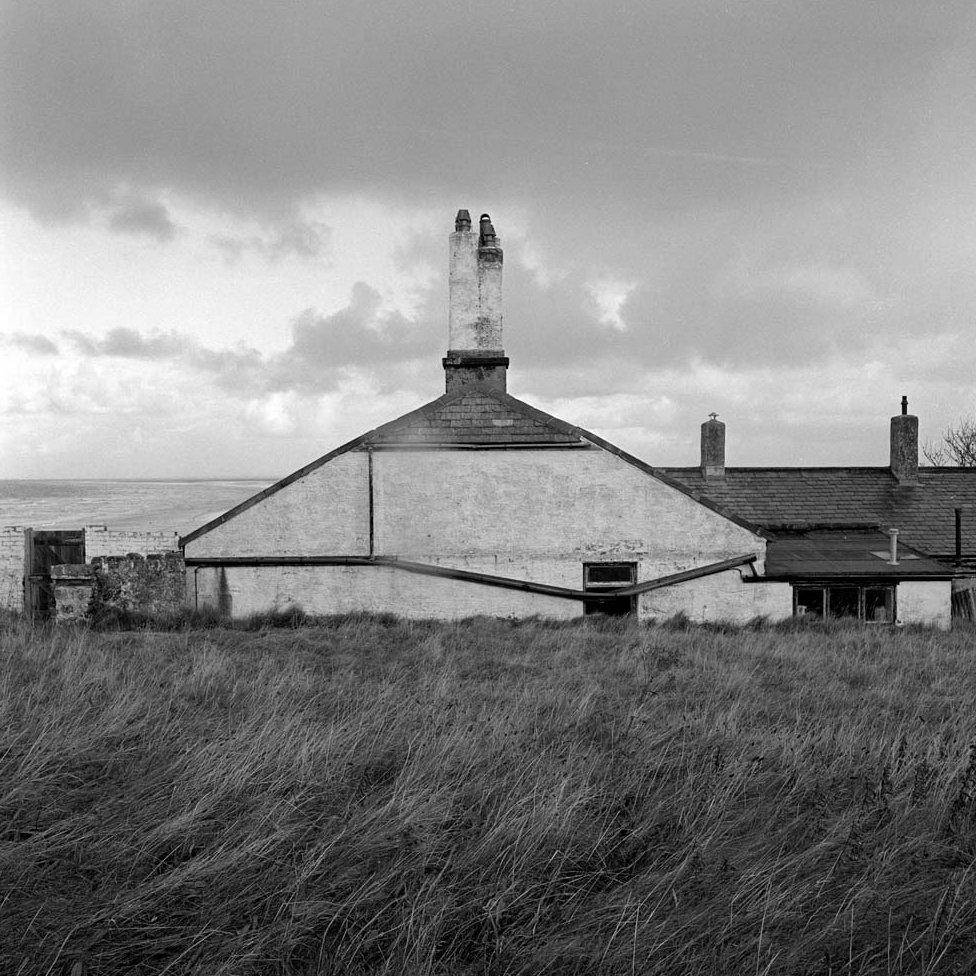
890;395;918;486
701;413;726;480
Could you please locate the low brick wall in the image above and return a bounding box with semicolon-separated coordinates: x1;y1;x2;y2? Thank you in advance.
0;527;28;612
50;564;96;623
90;552;186;618
85;526;181;559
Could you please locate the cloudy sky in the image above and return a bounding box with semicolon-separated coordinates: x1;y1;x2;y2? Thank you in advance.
3;0;976;478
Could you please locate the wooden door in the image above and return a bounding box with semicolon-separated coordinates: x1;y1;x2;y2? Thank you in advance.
28;530;85;619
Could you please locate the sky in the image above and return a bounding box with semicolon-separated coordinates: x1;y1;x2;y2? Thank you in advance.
2;0;976;478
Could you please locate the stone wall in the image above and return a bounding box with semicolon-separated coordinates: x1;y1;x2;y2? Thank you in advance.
85;525;181;558
90;552;186;619
50;564;96;623
0;527;28;612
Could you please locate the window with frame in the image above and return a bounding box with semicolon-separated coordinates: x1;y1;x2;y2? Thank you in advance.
793;584;895;623
583;562;636;616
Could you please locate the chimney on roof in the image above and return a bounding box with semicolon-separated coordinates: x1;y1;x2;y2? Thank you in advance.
445;209;508;393
890;395;918;486
701;412;725;479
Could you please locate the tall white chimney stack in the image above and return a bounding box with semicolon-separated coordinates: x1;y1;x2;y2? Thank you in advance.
444;209;508;392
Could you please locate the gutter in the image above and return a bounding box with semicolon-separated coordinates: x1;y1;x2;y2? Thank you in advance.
182;552;759;602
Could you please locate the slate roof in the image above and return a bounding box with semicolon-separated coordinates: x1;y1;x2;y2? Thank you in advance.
367;389;584;446
764;529;953;579
660;467;976;558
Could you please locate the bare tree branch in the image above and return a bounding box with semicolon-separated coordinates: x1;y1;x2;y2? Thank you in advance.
922;418;976;466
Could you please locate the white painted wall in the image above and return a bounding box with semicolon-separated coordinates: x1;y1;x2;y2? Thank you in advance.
85;526;180;558
898;581;952;629
373;448;760;566
641;573;793;623
184;444;771;620
186;452;369;558
191;560;575;619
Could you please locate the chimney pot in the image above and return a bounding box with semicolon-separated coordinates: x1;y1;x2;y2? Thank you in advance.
701;413;726;479
479;213;496;246
455;209;471;232
890;397;918;485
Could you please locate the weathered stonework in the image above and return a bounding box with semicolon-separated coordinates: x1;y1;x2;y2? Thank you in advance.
50;564;95;622
90;552;186;618
0;527;29;612
447;209;505;393
700;415;726;480
442;354;509;392
890;413;918;485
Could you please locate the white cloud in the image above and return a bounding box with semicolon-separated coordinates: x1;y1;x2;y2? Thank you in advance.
244;392;299;436
585;278;639;331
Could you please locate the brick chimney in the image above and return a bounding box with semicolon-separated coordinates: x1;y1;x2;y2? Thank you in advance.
890;395;918;485
444;209;508;392
701;413;725;479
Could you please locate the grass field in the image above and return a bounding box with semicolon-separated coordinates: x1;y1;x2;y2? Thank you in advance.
2;613;976;975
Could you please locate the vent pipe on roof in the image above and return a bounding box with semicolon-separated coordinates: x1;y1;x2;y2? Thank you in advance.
890;395;918;486
888;528;899;565
701;413;725;480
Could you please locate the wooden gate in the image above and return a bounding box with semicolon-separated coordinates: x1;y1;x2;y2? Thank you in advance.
27;530;85;619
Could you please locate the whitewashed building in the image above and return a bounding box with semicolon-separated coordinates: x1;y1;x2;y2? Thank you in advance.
181;212;785;622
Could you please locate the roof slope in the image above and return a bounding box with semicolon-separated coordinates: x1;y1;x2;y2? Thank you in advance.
660;467;976;556
368;388;584;445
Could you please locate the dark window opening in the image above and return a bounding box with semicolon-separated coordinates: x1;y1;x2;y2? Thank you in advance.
795;587;824;618
793;584;895;623
828;586;860;619
583;562;636;616
864;587;895;624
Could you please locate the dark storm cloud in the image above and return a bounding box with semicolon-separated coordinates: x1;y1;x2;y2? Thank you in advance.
64;327;188;359
62;283;439;395
107;198;177;241
2;332;59;355
2;1;972;218
4;1;976;388
209;219;331;264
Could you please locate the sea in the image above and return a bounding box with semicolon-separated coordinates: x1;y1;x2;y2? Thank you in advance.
0;479;277;535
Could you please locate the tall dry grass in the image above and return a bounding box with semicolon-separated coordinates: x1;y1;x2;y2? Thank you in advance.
1;613;976;975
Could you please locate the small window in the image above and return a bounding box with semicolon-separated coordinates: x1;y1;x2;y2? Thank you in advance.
584;564;635;586
583;562;636;617
795;587;824;618
864;586;895;624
